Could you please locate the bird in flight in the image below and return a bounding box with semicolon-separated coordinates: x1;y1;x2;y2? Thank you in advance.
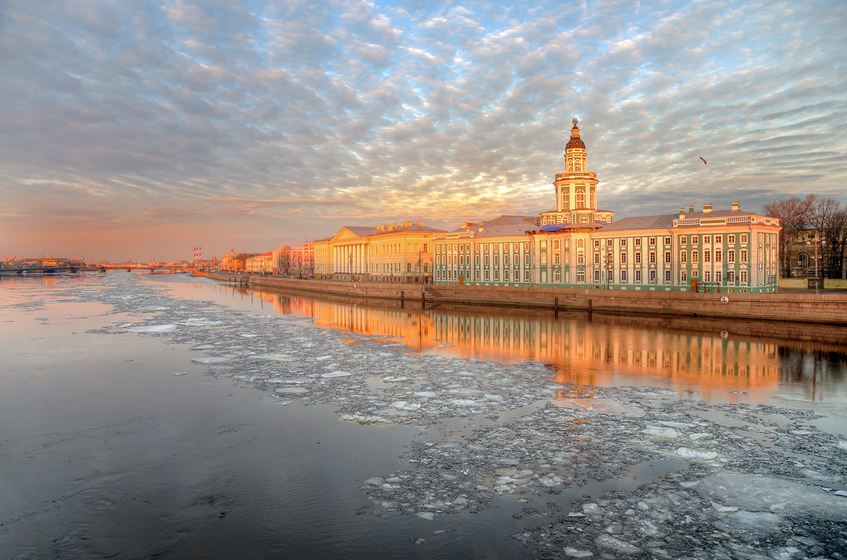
699;156;708;165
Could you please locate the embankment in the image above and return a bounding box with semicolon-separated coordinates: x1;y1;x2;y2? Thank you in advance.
205;273;847;325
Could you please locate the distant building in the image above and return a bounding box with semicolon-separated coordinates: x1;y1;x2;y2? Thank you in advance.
245;252;273;274
434;120;781;293
220;251;254;272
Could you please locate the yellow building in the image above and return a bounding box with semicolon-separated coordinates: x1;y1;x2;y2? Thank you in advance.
245;252;273;274
316;221;444;283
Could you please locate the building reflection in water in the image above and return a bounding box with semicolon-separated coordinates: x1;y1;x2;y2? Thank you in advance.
220;284;846;403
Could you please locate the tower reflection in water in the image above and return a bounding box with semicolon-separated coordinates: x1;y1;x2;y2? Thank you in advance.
227;285;846;403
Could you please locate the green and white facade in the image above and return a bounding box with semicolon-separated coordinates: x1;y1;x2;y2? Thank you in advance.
434;121;781;293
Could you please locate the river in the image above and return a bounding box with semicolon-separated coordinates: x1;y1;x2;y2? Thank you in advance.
1;272;845;559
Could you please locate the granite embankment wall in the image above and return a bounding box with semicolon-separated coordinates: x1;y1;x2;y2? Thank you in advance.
206;273;847;325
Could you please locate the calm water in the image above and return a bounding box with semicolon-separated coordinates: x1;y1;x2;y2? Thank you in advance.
1;273;846;559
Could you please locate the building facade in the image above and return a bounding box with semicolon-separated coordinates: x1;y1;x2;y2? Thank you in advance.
245;252;273;274
313;222;444;283
435;121;781;293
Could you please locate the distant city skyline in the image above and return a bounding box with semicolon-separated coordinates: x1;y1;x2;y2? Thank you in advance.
2;0;845;261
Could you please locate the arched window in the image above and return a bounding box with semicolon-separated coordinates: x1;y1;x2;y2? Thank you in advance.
590;189;596;208
576;189;585;207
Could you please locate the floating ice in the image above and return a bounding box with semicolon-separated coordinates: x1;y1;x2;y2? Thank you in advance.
389;401;421;411
688;432;712;441
838;440;847;451
258;353;296;362
416;512;435;520
129;324;177;333
676;448;717;460
451;399;477;407
171;371;187;376
414;391;437;399
642;426;680;438
658;421;696;429
564;548;593;558
191;356;232;365
594;534;640;555
321;370;351;378
340;414;390;424
696;472;847;520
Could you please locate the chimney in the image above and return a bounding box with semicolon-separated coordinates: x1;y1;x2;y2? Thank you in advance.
731;200;740;211
679;207;686;220
703;203;713;213
688;205;695;214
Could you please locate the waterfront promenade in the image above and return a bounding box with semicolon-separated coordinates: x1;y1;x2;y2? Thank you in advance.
207;273;847;326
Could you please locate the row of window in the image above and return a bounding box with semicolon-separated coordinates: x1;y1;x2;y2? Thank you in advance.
438;267;751;285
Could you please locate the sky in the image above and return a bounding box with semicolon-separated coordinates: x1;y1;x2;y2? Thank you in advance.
1;0;845;261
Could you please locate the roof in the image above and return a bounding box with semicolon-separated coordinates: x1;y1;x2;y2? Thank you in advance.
369;223;445;237
596;214;677;232
342;226;378;236
682;210;756;219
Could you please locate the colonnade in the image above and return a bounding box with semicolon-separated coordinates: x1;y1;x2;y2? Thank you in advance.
332;243;368;275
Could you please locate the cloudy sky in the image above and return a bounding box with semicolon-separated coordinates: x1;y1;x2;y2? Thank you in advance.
1;0;845;261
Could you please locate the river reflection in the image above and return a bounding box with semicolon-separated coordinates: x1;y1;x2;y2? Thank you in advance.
158;277;847;405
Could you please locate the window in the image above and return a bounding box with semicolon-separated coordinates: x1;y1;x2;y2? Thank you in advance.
740;249;748;263
728;235;736;244
715;235;722;243
607;239;613;247
704;236;711;243
680;252;687;264
576;270;585;282
553;240;560;249
593;239;600;249
484;270;489;280
552;269;559;282
728;250;736;263
577;254;585;265
620;238;627;247
525;270;531;282
740;270;748;284
740;234;748;244
693;250;699;263
705;271;711;282
664;251;671;264
593;270;601;282
680;271;688;283
635;238;641;247
715;250;722;262
576;190;585;207
727;270;735;283
692;237;698;246
620;252;627;264
594;253;600;265
664;270;671;283
650;270;657;283
621;269;628;282
504;270;510;281
553;254;560;265
704;250;711;262
650;251;657;264
681;236;687;246
649;237;656;246
635;252;642;264
635;270;642;283
664;236;671;245
716;271;722;282
407;263;412;273
423;244;427;252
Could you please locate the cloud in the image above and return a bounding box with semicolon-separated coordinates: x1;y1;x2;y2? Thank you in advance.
1;0;844;260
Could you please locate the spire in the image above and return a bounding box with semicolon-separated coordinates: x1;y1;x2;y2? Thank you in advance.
566;117;585;150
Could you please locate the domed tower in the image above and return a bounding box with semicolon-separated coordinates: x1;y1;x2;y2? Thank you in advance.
539;118;614;226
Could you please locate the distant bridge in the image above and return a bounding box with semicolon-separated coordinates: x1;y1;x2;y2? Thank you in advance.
1;264;193;275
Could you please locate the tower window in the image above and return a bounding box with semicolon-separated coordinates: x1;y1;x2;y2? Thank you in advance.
576;190;585;207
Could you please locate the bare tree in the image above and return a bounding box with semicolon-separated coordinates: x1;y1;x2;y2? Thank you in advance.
763;195;814;277
808;197;847;280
